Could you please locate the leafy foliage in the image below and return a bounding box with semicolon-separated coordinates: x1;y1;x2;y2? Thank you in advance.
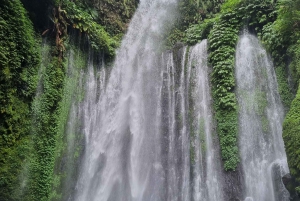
208;15;240;171
87;0;138;36
283;86;300;188
273;0;300;192
179;0;225;28
0;0;40;200
26;54;66;201
207;0;276;171
60;1;118;58
221;0;241;13
185;18;214;45
164;0;225;49
0;0;137;200
23;42;88;201
275;0;300;38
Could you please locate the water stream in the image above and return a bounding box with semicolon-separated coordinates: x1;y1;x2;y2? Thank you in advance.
187;42;224;201
235;33;290;201
74;0;180;200
70;0;225;198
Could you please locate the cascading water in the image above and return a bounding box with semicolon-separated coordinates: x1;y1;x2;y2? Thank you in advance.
58;1;293;201
187;42;224;201
235;32;290;201
68;0;225;199
73;0;181;200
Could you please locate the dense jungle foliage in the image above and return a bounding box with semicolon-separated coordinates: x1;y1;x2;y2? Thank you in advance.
0;1;40;200
0;0;137;200
1;0;300;200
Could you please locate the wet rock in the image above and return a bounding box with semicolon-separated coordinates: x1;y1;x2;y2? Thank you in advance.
282;173;300;201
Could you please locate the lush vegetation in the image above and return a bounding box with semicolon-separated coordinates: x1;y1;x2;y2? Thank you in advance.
274;0;300;193
27;50;66;201
0;0;137;200
0;1;40;200
181;0;296;173
165;0;225;48
87;0;138;36
2;0;300;199
283;87;300;193
206;0;275;170
208;14;240;170
58;1;117;58
60;0;137;57
25;42;88;201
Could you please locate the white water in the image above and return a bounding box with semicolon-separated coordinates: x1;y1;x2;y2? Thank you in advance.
70;0;225;199
236;33;290;201
187;42;224;201
74;0;179;200
60;2;293;201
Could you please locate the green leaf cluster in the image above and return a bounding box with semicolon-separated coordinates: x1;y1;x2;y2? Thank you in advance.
24;43;87;201
0;0;40;200
208;15;240;171
207;0;276;171
61;1;118;58
258;12;293;110
221;0;242;13
179;0;225;29
164;0;225;49
91;0;138;36
17;48;66;201
185;18;214;45
283;86;300;190
272;0;300;192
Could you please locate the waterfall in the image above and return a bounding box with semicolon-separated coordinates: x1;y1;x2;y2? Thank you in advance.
73;0;180;200
68;0;225;199
235;33;290;201
58;2;293;201
72;42;225;201
187;42;224;201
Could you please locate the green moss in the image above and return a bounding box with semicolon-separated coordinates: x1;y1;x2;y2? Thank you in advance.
22;40;89;201
86;0;137;36
185;18;215;46
47;0;138;60
50;45;87;200
221;0;242;13
275;65;293;109
0;0;40;200
61;1;118;58
207;0;276;171
259;0;300;190
208;15;240;171
26;55;66;201
283;85;300;184
164;0;225;49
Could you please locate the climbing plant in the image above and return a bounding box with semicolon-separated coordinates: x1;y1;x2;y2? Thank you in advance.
0;0;40;200
208;13;240;171
273;0;300;193
208;0;277;171
59;1;118;58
